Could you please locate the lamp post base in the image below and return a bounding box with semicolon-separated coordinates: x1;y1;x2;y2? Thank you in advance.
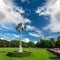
19;45;23;53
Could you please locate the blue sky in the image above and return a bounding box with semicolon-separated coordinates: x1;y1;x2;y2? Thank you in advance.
0;0;60;42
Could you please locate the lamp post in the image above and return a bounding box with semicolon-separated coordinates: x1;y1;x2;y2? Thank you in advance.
16;23;26;52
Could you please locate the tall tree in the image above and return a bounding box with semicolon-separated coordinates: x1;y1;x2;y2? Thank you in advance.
11;40;19;47
56;36;60;48
27;41;35;47
40;38;45;48
36;42;40;48
50;38;55;48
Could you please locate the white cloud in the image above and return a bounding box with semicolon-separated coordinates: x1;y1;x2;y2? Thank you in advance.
36;0;60;32
21;0;30;4
26;25;35;30
6;33;19;38
0;0;42;40
26;25;42;34
33;41;38;44
0;38;5;40
23;38;30;43
23;38;38;44
21;0;27;2
0;0;31;31
15;7;25;14
12;34;19;38
0;37;11;41
27;26;43;37
45;36;53;40
0;37;10;41
29;32;40;37
28;27;43;37
0;33;20;40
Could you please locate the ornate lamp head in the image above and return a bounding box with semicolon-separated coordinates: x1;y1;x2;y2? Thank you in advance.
16;23;26;32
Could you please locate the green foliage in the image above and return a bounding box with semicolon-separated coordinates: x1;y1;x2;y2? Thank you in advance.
11;40;19;47
56;36;60;48
50;38;55;48
0;36;60;48
22;42;28;47
36;38;56;48
7;51;31;57
35;42;40;48
27;41;35;47
40;40;50;48
0;39;10;47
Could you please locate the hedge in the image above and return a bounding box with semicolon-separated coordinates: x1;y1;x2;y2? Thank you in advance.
7;51;31;57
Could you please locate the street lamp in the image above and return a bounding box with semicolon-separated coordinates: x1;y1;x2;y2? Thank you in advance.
16;23;26;52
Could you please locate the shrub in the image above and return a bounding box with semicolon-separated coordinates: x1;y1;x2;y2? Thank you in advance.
7;51;31;57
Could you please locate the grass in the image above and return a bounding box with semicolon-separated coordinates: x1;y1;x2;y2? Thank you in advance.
0;48;60;60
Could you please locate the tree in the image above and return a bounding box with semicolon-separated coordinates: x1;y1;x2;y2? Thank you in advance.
56;36;60;48
50;38;55;48
0;40;7;47
43;40;50;48
22;42;28;48
0;39;11;47
36;42;40;48
11;40;19;47
40;38;45;48
36;39;53;48
27;41;35;47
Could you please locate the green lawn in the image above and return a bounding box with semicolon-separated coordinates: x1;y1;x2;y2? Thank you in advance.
0;48;60;60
